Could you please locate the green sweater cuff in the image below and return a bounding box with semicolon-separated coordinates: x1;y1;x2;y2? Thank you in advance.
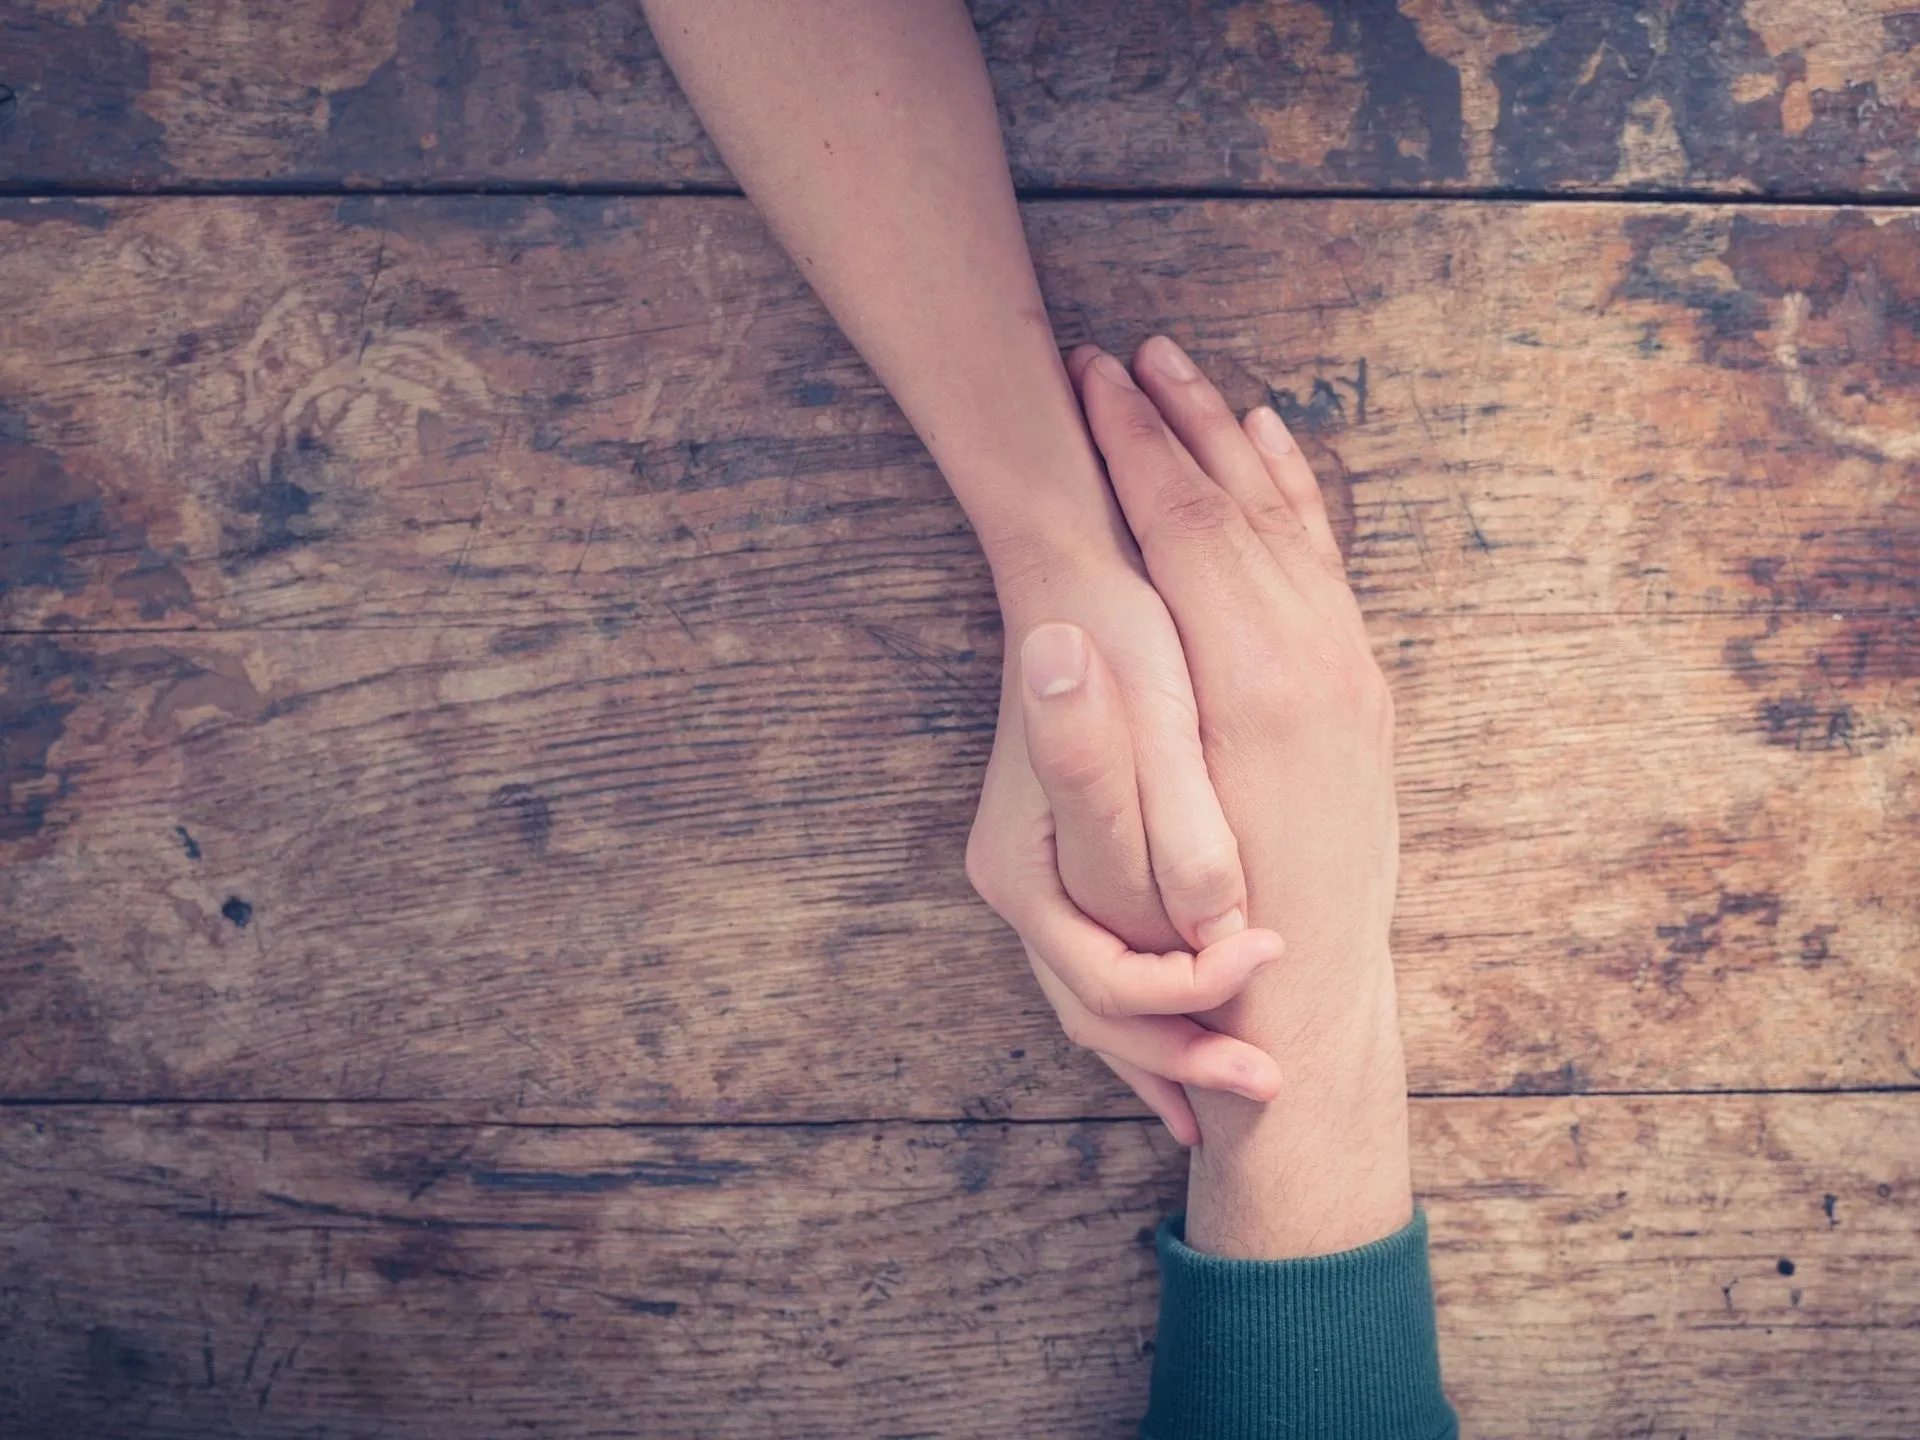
1141;1209;1457;1440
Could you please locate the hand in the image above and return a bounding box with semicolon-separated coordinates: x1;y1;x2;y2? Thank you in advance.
1054;336;1411;1257
965;506;1288;1144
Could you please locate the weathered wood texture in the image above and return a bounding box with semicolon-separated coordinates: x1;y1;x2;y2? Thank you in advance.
7;0;1920;198
2;196;1916;1112
4;196;1918;633
1;614;1914;1113
0;1096;1913;1438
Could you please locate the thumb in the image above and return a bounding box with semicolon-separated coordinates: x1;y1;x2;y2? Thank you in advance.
1018;622;1139;842
1018;622;1172;949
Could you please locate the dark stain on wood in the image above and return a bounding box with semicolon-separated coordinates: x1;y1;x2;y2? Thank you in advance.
227;438;331;565
0;197;111;230
1655;891;1782;989
0;6;167;184
0;638;93;845
480;783;553;858
609;1296;679;1317
370;1227;463;1284
1505;1060;1591;1097
8;1;1920;195
1;413;105;602
84;1324;162;1400
1725;612;1920;754
470;1159;752;1192
1315;0;1465;185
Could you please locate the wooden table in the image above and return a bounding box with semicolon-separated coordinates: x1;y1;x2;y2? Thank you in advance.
2;2;1915;1434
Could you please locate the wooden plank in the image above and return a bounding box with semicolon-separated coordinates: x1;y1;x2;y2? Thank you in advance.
0;1095;1913;1436
6;1;1920;197
3;196;1916;634
3;612;1912;1111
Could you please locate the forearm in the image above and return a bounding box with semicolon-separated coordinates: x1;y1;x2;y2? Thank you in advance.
1152;966;1450;1436
1184;956;1415;1260
642;0;1116;572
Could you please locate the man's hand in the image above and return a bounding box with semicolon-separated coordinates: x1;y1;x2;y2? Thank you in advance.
1034;336;1413;1259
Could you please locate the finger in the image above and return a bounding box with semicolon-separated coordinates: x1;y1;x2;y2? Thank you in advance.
1132;336;1318;565
1129;688;1254;953
1073;348;1272;618
1018;620;1183;951
1244;404;1343;569
1029;949;1283;1102
1064;356;1279;945
1020;872;1285;1019
1097;1050;1200;1147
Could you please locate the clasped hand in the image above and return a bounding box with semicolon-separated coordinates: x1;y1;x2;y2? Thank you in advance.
965;337;1399;1146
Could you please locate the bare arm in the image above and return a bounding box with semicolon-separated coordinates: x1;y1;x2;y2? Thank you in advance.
643;0;1104;561
645;0;1287;1134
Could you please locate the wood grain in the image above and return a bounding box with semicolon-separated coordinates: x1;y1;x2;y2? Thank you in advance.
0;1095;1913;1437
2;611;1912;1112
3;194;1916;1112
7;1;1920;198
3;196;1917;634
4;9;1915;1432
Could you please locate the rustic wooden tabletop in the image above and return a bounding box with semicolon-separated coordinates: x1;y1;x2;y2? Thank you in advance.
1;2;1916;1435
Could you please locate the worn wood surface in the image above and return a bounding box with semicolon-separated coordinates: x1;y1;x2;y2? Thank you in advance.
1;1096;1914;1438
7;0;1920;197
4;10;1918;1431
3;196;1918;634
1;612;1914;1112
3;198;1916;1109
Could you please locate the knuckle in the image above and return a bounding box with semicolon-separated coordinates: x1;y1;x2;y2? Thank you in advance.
1240;490;1299;540
1079;981;1126;1022
1151;475;1232;538
1036;731;1124;798
1313;644;1390;716
1242;648;1307;716
1156;837;1242;905
1110;400;1171;449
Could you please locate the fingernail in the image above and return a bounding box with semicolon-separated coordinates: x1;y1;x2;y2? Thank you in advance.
1249;406;1294;455
1021;622;1088;698
1194;906;1245;948
1145;336;1198;381
1092;351;1140;391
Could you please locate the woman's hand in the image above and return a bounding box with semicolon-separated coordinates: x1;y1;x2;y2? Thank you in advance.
638;0;1286;1141
966;531;1287;1146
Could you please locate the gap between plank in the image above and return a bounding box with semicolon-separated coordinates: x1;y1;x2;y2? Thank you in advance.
5;611;1916;642
4;181;1920;209
1;1084;1916;1124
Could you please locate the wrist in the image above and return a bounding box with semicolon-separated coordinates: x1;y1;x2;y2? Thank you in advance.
935;408;1138;594
1183;961;1414;1259
975;492;1146;620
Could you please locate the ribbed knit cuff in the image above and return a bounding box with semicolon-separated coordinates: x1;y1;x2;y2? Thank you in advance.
1141;1209;1457;1440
